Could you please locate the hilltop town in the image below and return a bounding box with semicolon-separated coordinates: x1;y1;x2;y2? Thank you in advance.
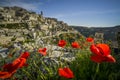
0;6;119;58
0;6;77;46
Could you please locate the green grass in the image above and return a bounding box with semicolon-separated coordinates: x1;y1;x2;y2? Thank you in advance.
69;49;120;80
0;23;28;29
0;37;120;80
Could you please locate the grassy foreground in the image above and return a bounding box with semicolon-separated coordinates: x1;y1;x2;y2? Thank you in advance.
0;38;120;80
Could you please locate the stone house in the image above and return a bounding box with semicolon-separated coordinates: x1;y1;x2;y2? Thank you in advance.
94;32;104;43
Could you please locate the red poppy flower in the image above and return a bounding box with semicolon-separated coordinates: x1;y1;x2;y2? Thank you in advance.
58;67;74;79
71;42;81;48
0;58;27;79
19;52;30;59
2;63;16;73
0;51;29;79
58;40;66;47
3;58;26;72
90;44;116;63
0;71;13;79
38;48;47;56
91;54;116;63
12;58;27;68
86;37;94;43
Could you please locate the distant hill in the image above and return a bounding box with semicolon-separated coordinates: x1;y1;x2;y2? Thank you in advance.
70;25;120;41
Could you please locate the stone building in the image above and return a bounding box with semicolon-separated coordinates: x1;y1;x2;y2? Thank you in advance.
0;8;16;22
94;32;104;43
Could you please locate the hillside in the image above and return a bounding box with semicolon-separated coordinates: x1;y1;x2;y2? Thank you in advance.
0;6;80;46
0;6;120;80
71;25;120;41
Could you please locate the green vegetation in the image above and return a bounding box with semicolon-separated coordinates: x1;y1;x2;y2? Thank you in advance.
0;34;120;80
0;23;28;29
70;50;120;80
48;33;85;46
71;25;120;41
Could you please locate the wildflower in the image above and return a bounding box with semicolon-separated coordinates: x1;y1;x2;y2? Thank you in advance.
0;59;26;79
0;58;27;79
12;58;27;68
19;52;30;59
71;42;81;48
3;58;27;72
0;71;13;79
86;37;94;43
58;40;66;47
58;67;74;79
90;44;116;63
0;52;29;79
38;48;47;56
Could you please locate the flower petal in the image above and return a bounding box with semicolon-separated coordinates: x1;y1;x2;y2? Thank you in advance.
58;67;74;79
3;58;26;73
90;55;103;63
58;40;66;48
19;52;30;59
71;42;81;48
106;55;116;62
3;63;17;73
38;48;47;56
0;71;12;79
59;68;68;78
86;37;94;42
96;44;110;56
12;58;27;68
63;67;74;78
90;54;116;63
90;44;100;55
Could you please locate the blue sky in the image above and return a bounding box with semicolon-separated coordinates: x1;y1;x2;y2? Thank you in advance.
0;0;120;27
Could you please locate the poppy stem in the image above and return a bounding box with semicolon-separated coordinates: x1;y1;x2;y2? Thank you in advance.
93;63;100;80
58;49;63;67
